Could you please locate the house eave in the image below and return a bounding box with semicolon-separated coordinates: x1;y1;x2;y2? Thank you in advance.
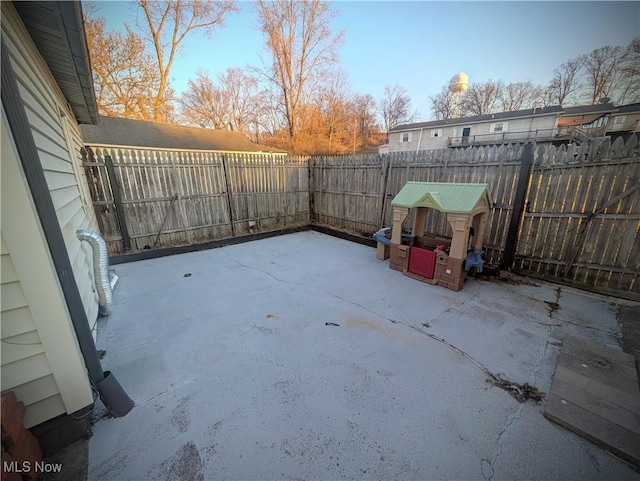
13;1;98;124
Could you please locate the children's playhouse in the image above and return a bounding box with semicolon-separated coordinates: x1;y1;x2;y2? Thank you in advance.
374;182;493;291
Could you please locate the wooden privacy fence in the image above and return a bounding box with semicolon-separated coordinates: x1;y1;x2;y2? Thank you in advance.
82;146;309;252
311;145;527;266
311;136;640;296
82;136;639;297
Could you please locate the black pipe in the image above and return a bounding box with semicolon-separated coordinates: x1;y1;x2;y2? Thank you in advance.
1;37;132;417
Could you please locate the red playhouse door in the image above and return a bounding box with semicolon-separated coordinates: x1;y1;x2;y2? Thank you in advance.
408;247;436;279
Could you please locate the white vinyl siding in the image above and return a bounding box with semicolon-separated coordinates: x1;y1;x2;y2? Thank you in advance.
1;3;96;427
2;2;99;328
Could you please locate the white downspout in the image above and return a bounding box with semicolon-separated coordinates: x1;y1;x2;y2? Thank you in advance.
416;128;424;152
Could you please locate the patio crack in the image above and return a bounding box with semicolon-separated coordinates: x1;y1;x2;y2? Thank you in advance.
224;251;313;288
321;289;544;403
480;403;526;481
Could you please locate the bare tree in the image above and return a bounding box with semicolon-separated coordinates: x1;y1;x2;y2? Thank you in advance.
464;80;503;115
255;0;344;148
501;81;546;111
581;45;628;104
180;68;263;132
84;14;162;120
352;94;379;145
316;69;352;152
138;0;239;122
429;85;459;120
619;37;640;104
380;84;417;131
545;57;584;106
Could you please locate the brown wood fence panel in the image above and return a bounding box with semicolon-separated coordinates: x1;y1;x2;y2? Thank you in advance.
310;137;639;296
311;145;526;265
311;154;383;235
83;146;309;253
516;136;640;293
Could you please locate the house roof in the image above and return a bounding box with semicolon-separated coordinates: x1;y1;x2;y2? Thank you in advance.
81;116;287;153
562;103;616;116
389;106;564;132
614;103;640;114
391;182;493;213
13;1;98;124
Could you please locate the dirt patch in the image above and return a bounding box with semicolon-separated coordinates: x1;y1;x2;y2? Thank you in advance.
619;304;640;382
488;375;546;403
480;273;540;286
160;442;204;481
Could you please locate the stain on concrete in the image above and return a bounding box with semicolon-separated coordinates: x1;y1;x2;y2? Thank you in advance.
281;431;334;463
343;315;392;336
253;325;276;335
274;379;301;403
93;448;129;480
170;395;192;434
160;441;204;481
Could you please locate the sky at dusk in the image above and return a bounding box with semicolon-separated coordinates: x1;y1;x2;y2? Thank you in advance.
93;1;640;121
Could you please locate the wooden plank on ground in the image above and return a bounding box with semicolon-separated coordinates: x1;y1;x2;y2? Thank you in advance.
544;335;640;467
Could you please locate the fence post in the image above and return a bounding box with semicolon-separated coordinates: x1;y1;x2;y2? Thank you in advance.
221;154;236;236
377;154;390;229
499;143;534;271
104;154;131;252
308;157;315;223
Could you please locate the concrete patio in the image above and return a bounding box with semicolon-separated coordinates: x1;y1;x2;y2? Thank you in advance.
89;231;640;480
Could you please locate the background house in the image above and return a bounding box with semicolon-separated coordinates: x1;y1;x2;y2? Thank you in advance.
1;0;125;450
387;102;639;153
387;106;563;152
607;103;640;141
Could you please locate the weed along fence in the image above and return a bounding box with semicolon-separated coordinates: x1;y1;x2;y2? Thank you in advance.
82;146;309;252
83;136;639;298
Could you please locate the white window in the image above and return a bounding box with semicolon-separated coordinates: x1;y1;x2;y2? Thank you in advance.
401;132;412;142
613;115;626;125
490;122;508;133
430;129;442;138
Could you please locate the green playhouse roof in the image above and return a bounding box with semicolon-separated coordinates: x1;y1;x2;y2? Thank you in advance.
391;182;493;213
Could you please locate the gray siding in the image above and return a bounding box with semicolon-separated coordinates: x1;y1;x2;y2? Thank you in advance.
389;114;559;152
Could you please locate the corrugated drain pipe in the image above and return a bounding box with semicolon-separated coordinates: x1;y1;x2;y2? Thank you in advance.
77;229;112;316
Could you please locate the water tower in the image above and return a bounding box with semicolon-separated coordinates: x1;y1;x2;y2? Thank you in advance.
448;72;469;118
